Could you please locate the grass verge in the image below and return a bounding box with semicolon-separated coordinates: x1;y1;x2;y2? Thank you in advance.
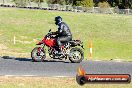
0;7;132;61
0;76;132;88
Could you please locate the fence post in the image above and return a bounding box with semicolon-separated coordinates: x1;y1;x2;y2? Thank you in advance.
126;9;130;14
92;7;94;13
109;8;114;14
14;35;16;44
2;0;4;4
89;40;93;59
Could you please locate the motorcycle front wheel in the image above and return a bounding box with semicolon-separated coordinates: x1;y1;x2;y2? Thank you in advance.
31;47;46;62
69;47;84;63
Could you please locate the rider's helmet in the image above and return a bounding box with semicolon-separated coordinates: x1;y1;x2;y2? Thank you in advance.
55;16;62;25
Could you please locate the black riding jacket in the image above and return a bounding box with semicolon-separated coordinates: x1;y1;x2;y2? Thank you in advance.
52;22;72;37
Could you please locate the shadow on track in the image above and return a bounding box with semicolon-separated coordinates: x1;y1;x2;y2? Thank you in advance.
1;56;70;63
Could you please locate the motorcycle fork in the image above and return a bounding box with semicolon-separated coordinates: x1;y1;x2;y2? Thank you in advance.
37;45;45;56
37;47;41;56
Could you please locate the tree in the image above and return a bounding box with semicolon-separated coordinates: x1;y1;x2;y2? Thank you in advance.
47;0;66;5
65;0;73;5
98;1;110;8
81;0;93;7
106;0;132;8
129;0;132;9
31;0;44;3
93;0;99;6
73;0;93;7
12;0;28;7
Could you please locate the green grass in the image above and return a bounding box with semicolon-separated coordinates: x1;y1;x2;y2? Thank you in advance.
0;77;132;88
0;7;132;61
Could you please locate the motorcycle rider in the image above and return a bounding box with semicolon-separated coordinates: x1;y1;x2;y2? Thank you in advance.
49;16;72;54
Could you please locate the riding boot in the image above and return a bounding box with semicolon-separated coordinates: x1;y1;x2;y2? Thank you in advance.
57;46;62;55
57;38;62;55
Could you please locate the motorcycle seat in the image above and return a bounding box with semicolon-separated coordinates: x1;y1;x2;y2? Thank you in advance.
68;40;82;45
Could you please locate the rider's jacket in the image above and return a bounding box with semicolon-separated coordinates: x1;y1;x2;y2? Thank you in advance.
53;22;72;37
57;22;72;36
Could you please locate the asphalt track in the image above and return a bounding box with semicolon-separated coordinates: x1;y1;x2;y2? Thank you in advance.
0;56;132;77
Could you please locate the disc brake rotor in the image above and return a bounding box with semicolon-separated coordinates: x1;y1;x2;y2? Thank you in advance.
34;50;43;60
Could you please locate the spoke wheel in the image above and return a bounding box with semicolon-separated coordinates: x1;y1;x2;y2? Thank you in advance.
69;47;84;63
31;47;46;62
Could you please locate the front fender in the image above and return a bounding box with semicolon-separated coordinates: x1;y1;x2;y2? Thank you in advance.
36;41;43;45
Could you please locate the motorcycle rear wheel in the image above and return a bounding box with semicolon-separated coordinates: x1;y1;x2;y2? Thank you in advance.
69;47;84;63
31;47;46;62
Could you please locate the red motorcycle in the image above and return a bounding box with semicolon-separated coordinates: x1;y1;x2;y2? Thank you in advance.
31;29;84;63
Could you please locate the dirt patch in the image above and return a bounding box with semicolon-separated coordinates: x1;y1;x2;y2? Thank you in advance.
0;76;131;88
0;76;75;87
0;43;30;58
0;44;8;50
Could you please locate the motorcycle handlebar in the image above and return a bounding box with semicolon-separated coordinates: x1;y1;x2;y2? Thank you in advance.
44;29;55;38
45;32;53;38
